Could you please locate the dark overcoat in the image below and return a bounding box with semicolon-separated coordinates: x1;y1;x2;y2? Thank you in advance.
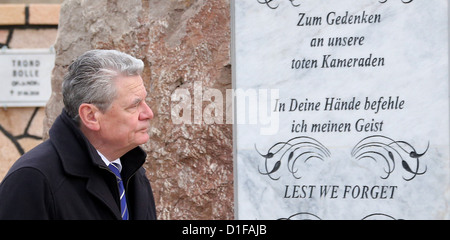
0;110;157;220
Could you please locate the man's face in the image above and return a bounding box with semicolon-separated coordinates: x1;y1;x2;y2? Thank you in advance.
97;75;153;153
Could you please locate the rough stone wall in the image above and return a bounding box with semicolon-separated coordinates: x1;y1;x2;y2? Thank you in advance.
0;3;60;181
44;0;233;220
0;108;45;180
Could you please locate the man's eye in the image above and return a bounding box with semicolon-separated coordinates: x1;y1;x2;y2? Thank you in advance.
130;101;142;110
127;104;139;111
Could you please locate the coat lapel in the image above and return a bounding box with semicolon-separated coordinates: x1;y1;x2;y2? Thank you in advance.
121;148;149;220
125;171;148;220
85;171;121;220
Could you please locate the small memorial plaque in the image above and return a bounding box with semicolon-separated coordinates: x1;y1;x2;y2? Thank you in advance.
0;48;55;107
233;0;449;219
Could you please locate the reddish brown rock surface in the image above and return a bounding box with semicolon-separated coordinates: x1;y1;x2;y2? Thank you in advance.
44;0;233;220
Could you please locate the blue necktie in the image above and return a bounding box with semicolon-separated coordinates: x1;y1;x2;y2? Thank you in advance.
108;163;129;220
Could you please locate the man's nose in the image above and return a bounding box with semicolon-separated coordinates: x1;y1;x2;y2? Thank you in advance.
139;101;154;121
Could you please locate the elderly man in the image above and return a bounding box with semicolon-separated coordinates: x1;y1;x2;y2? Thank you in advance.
0;50;157;220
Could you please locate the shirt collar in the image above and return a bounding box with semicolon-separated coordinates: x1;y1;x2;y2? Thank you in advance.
97;150;122;172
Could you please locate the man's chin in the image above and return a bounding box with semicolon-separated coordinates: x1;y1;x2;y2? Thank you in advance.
135;133;150;145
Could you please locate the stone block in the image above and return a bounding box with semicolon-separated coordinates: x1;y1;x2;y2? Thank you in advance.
0;30;9;44
0;4;26;26
29;4;61;25
9;29;58;48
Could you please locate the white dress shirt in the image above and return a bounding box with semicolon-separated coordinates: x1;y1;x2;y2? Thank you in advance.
97;150;123;172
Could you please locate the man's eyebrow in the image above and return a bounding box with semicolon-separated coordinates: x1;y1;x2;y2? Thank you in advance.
130;97;142;107
129;91;148;107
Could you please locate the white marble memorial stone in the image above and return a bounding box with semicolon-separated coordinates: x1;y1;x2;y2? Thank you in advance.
233;0;449;219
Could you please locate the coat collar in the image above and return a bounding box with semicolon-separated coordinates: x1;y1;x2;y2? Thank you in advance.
49;109;105;176
49;109;148;219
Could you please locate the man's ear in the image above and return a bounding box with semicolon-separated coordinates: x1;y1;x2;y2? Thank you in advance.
78;103;101;131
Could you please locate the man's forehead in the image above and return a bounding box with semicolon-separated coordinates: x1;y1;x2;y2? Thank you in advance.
115;75;145;92
113;75;147;103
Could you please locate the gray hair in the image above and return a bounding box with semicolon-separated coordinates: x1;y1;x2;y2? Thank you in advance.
62;49;144;124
